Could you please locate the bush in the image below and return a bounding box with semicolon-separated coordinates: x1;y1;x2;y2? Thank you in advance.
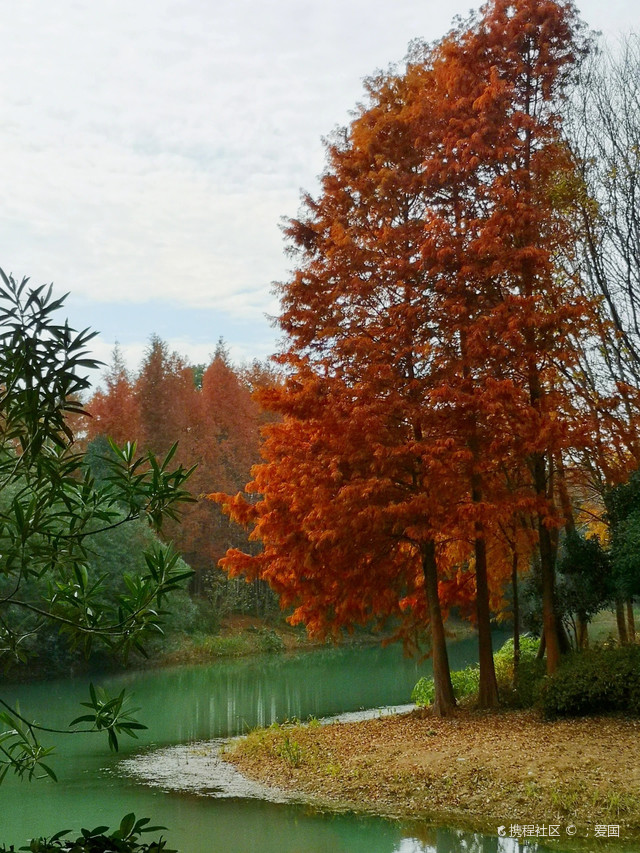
411;635;543;709
494;635;540;673
451;666;480;699
248;625;286;653
0;814;176;852
412;666;479;706
509;657;546;708
541;645;640;718
495;635;545;708
411;676;435;706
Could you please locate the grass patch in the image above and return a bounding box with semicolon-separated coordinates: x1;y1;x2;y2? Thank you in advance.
233;719;320;770
154;628;288;665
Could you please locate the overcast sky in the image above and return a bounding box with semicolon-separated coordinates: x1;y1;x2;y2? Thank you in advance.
1;0;638;380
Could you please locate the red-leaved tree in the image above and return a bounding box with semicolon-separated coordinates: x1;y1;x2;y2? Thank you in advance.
216;0;601;709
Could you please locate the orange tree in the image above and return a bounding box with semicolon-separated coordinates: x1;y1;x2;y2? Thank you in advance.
419;0;597;677
215;61;470;715
214;0;600;712
86;341;269;599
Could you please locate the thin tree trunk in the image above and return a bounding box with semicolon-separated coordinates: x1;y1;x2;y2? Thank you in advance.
536;629;546;660
577;616;589;649
557;456;589;650
465;408;499;709
558;619;572;654
475;536;499;708
422;541;456;716
521;76;561;675
616;598;629;645
512;549;520;672
627;599;636;642
533;452;561;673
555;455;575;534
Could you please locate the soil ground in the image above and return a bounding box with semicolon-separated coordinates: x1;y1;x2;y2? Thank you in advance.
225;707;640;847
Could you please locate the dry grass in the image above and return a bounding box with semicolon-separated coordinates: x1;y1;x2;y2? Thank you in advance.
226;709;640;842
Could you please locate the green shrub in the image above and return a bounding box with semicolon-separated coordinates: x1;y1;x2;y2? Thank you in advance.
412;667;479;706
494;635;540;670
411;676;435;706
411;635;543;709
250;626;285;653
450;666;480;699
541;645;640;718
509;657;546;708
495;635;545;708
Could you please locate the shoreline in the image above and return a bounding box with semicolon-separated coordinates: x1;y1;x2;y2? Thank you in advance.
220;707;640;849
118;704;640;851
0;622;380;685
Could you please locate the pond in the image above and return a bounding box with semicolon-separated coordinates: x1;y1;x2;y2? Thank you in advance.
0;636;632;852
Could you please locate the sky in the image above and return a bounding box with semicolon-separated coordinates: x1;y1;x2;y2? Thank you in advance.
1;0;638;383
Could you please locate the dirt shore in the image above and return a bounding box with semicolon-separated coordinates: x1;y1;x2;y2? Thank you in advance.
224;708;640;847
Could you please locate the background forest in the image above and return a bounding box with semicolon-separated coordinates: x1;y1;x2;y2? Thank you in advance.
80;340;284;656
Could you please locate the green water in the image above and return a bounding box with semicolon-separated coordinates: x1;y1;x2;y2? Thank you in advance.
0;638;632;852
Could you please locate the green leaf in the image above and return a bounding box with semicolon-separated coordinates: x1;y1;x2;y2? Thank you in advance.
37;763;57;782
118;812;136;839
69;714;96;727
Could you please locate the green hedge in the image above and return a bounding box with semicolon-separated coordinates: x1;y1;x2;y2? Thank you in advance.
541;645;640;718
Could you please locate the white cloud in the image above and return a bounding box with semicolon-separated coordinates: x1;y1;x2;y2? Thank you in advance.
1;0;638;369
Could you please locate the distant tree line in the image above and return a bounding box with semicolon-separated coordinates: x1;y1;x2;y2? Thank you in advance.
84;336;280;619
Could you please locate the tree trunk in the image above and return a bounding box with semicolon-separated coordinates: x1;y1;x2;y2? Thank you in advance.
555;455;575;534
616;598;629;645
536;629;546;660
577;616;589;649
422;541;456;716
558;619;572;654
627;599;636;643
512;549;520;672
475;536;499;708
465;406;499;709
533;452;561;674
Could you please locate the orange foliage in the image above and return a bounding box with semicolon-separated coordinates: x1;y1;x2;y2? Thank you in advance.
85;344;139;445
214;0;601;678
85;340;268;591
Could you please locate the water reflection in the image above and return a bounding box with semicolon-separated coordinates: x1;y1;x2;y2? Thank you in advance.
2;636;588;853
396;828;559;852
102;635;501;747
